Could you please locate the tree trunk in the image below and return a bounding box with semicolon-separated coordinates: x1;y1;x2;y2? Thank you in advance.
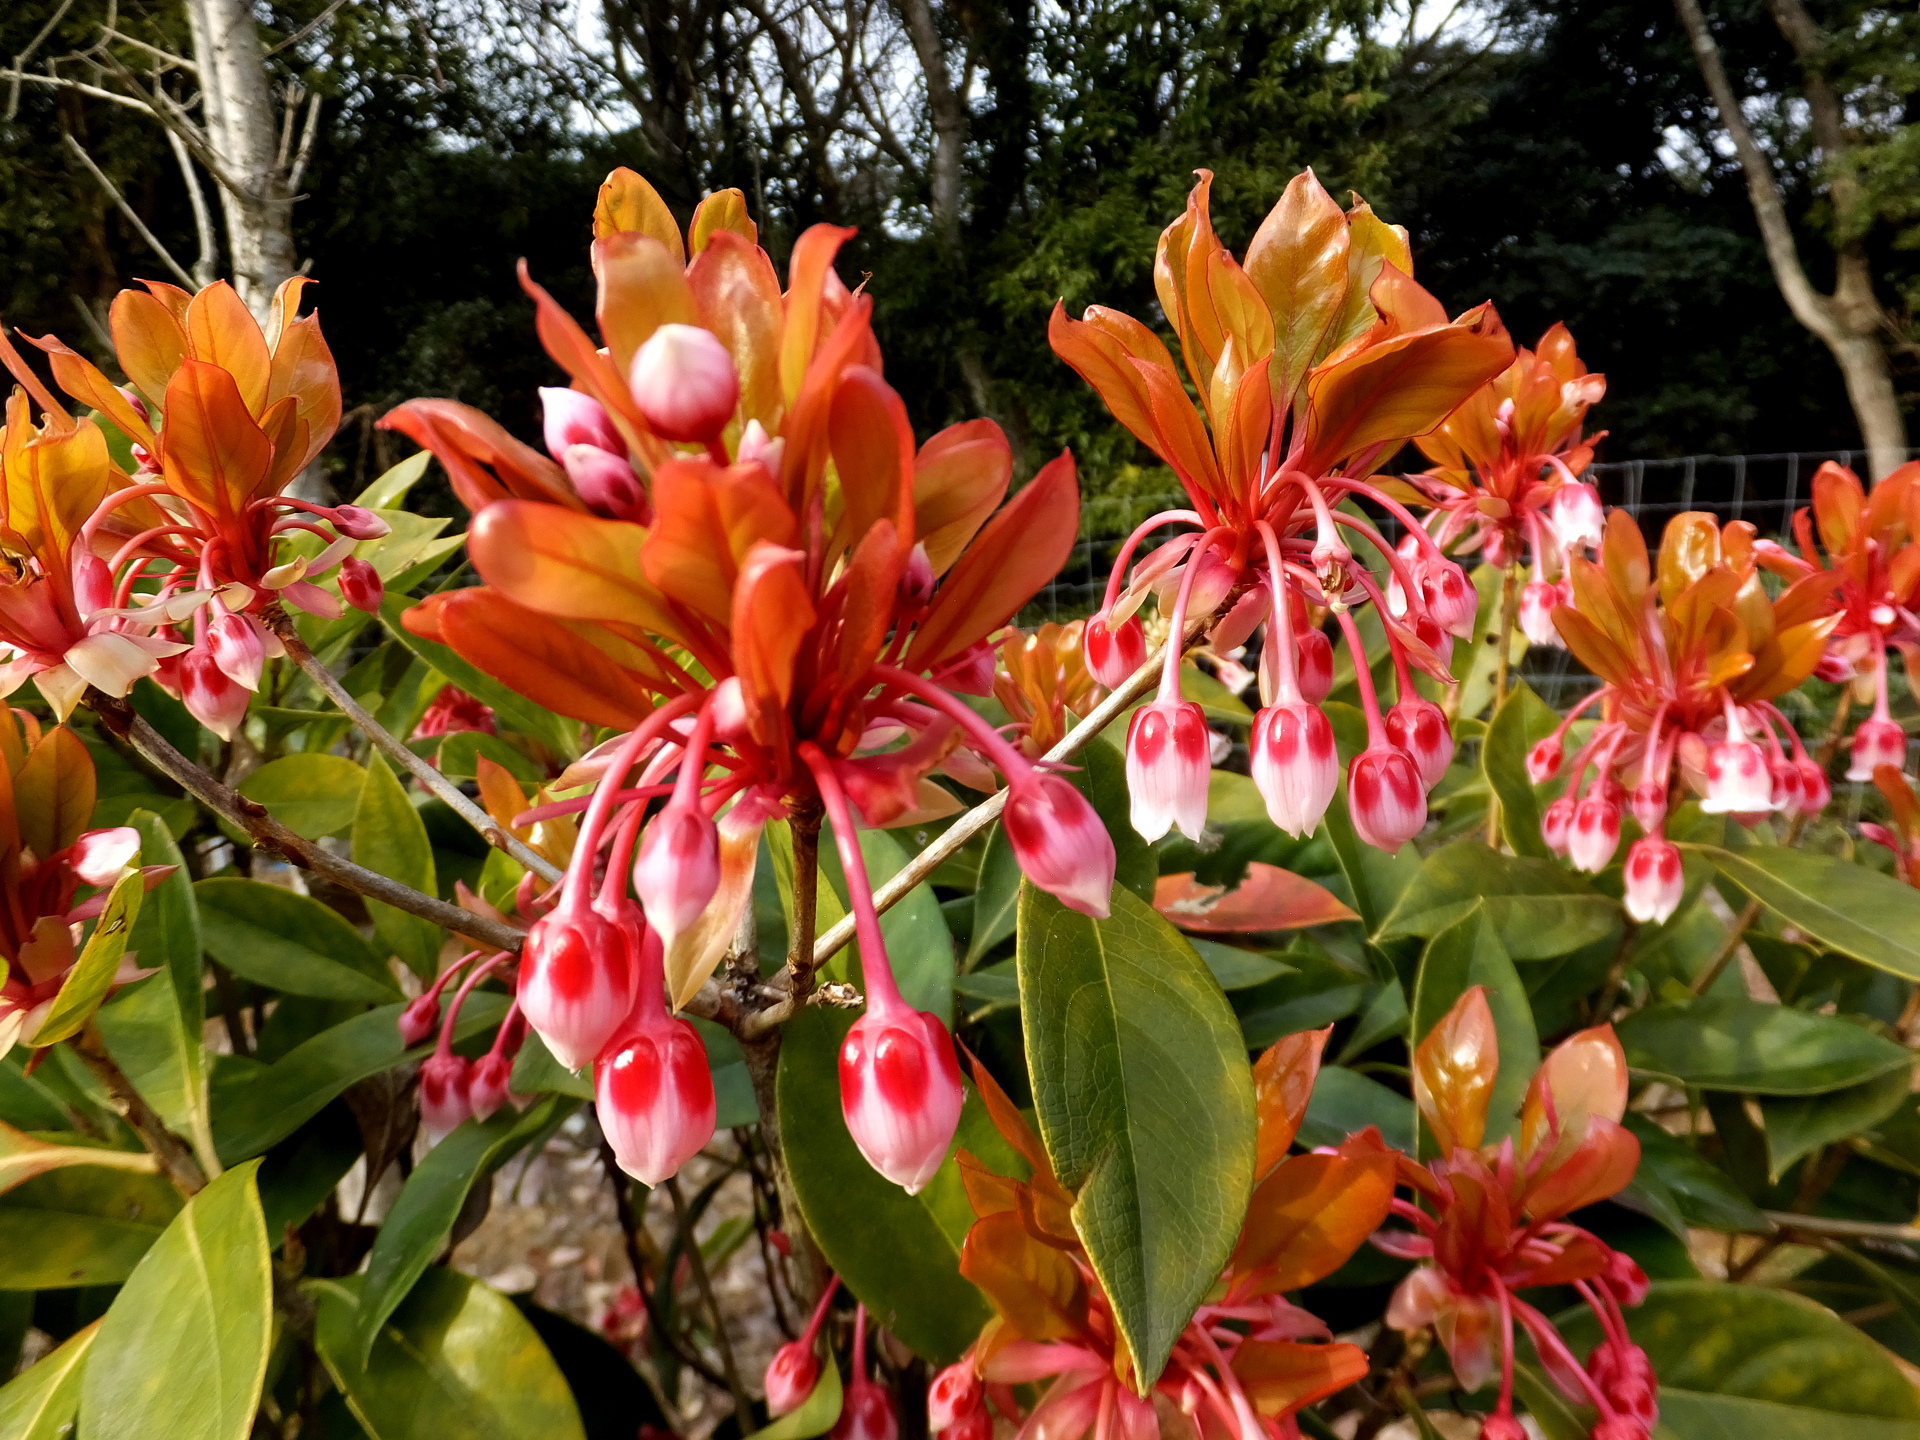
1672;0;1908;479
183;0;298;322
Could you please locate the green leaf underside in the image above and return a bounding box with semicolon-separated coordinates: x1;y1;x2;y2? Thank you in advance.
1016;882;1255;1385
195;877;399;1002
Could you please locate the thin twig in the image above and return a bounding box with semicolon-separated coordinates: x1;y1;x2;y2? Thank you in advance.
596;1145;702;1422
1762;1209;1920;1242
668;1175;756;1432
269;615;565;886
61;130;196;288
1484;560;1520;847
165;127;217;287
71;1024;207;1196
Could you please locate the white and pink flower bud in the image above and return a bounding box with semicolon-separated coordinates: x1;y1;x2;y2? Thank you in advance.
630;324;740;443
1527;735;1565;785
736;418;785;479
329;504;391;541
1295;627;1334;703
1848;715;1907;781
1001;774;1116;919
1566;795;1621;873
1628;777;1667;835
339;555;384;614
1348;744;1427;852
1541;794;1576;855
207;612;266;692
834;1374;899;1440
70;827;140;885
564;444;646;517
398;993;442;1048
73;552;113;618
1251;701;1338;838
1385;696;1454;787
632;800;721;949
1700;738;1774;814
518;905;638;1071
1550;481;1604;550
1085;612;1148;689
1519;579;1565;648
468;1052;517;1122
541;386;624;456
839;1003;965;1194
1125;699;1212;841
928;1363;983;1432
1769;755;1805;813
1797;757;1831;813
897;544;937;613
419;1052;472;1143
597;1006;717;1185
1417;557;1478;639
765;1341;822;1417
180;644;250;741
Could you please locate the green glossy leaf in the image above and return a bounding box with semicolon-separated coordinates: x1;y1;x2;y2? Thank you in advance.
1299;1065;1414;1151
313;1269;587;1440
510;1295;669;1440
355;1098;569;1364
379;595;578;758
753;1346;843;1440
355;451;432;508
777;1006;997;1363
79;1161;271;1440
1694;844;1920;980
1550;1280;1920;1437
1621;1118;1767;1234
1376;841;1618;960
213;994;508;1163
0;1321;96;1438
1410;904;1538;1151
1016;882;1255;1383
967;821;1022;965
352;754;442;980
35;871;143;1046
435;731;541;784
93;809;215;1169
196;877;399;1002
1154;770;1319;891
511;1030;594;1099
1078;734;1157;903
1188;939;1296;990
1481;681;1561;859
237;754;369;839
819;825;953;1022
1761;1068;1914;1181
0;1162;181;1288
1616;997;1913;1095
1233;937;1374;1048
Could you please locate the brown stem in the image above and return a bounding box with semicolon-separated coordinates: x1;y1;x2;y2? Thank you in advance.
1484;561;1521;847
269;614;563;885
71;1024;208;1196
668;1174;756;1431
1689;896;1764;996
1590;920;1642;1020
597;1143;719;1411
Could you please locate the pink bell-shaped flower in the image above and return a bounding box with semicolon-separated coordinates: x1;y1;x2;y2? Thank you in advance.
1527;734;1565;785
630;323;740;444
1416;556;1478;639
1700;737;1773;814
832;1309;899;1440
1348;743;1426;852
928;1362;983;1432
1797;756;1831;813
1628;776;1667;834
765;1340;822;1418
339;555;385;614
1567;795;1621;873
597;926;716;1184
330;504;391;540
1001;774;1115;919
1385;696;1454;787
180;643;250;741
519;902;638;1071
1769;755;1805;813
1541;794;1576;855
1622;837;1683;923
1251;701;1337;837
207;612;266;690
1295;627;1334;702
840;1000;965;1194
1848;714;1907;781
1085;612;1148;689
468;1052;516;1122
1587;1336;1659;1430
1125;698;1211;841
419;1052;472;1143
1550;481;1604;550
1519;579;1565;648
1479;1415;1529;1440
632;799;720;949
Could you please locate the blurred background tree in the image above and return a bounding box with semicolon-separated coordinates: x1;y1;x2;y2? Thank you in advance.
0;0;1913;507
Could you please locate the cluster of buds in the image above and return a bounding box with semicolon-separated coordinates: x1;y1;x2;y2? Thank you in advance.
1381;989;1655;1440
1755;460;1920;781
1527;511;1839;922
399;949;532;1140
1057;169;1516;855
1399;324;1608;651
387;169;1120;1190
0;280;380;739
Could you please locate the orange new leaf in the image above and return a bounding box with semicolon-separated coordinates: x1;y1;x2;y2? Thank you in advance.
1252;1026;1330;1180
1413;986;1499;1156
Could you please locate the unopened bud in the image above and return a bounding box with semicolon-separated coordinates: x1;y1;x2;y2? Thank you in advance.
630;324;739;443
339;555;385;613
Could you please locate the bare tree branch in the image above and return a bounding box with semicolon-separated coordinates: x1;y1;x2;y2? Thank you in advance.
61;129;198;287
166;127;219;287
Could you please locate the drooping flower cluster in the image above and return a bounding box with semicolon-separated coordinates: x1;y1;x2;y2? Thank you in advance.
384;169;1117;1189
1399;324;1608;649
1528;511;1840;921
1053;169;1514;855
929;1036;1388;1440
1;278;381;737
1754;459;1920;781
0;714;169;1054
1380;989;1654;1440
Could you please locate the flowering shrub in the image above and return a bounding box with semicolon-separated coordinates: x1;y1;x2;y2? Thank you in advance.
2;165;1919;1440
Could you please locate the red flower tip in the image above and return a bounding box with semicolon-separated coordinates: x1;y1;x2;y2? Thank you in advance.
839;1006;965;1194
765;1340;822;1417
419;1052;472;1143
1567;795;1621;873
1348;743;1426;852
339;555;385;614
1541;793;1576;854
519;904;639;1071
1084;612;1148;689
1385;695;1454;788
596;1011;717;1185
1622;837;1683;924
1701;737;1773;815
927;1361;983;1432
1848;715;1907;782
